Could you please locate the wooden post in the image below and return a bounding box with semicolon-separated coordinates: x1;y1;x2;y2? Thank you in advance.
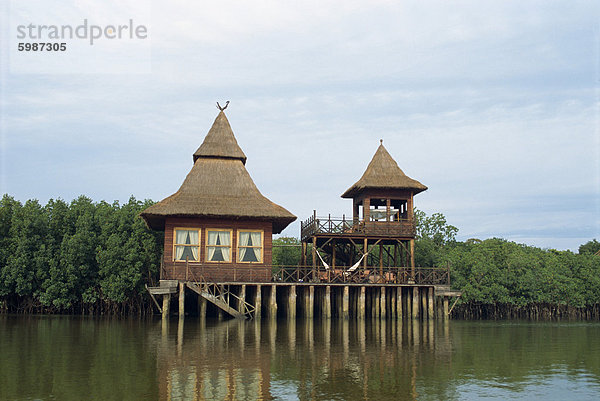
269;285;277;318
410;239;415;281
306;286;314;318
412;287;420;319
380;287;386;319
379;245;383;280
162;294;170;320
323;286;331;318
301;242;306;266
358;286;366;319
342;286;349;319
312;237;317;269
254;285;262;319
198;294;207;319
421;288;427;320
178;282;185;318
363;238;368;269
396;287;403;320
332;240;336;269
288;286;296;319
373;288;380;319
390;288;396;319
428;287;434;320
443;296;449;318
239;285;246;313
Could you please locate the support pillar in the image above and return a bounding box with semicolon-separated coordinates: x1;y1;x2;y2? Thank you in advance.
443;296;449;318
254;285;262;319
428;287;434;320
288;286;296;319
380;287;386;320
396;287;402;320
342;286;349;319
178;282;185;318
269;285;277;318
306;286;314;318
198;295;207;319
373;288;380;319
239;285;246;313
162;294;170;320
323;286;331;318
358;286;366;319
412;287;420;319
421;288;427;320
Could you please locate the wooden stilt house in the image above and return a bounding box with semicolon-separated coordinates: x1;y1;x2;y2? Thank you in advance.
300;140;435;284
141;109;296;283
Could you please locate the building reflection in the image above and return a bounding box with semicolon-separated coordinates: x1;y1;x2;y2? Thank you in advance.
151;318;454;401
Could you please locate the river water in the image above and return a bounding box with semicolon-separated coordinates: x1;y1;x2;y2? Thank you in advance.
1;316;599;400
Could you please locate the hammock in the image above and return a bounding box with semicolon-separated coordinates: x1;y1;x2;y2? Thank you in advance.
315;248;330;270
347;252;369;272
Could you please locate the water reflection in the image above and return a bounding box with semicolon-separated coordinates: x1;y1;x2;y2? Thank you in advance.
1;316;599;401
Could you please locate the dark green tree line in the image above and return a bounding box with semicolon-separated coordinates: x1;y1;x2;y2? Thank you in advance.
0;194;162;314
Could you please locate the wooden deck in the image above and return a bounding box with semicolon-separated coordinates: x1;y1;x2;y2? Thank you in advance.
160;262;450;286
301;214;415;241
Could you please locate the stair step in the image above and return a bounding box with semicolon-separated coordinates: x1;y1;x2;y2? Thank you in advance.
186;282;247;319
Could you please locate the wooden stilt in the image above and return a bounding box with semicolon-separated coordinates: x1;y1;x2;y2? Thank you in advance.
178;282;185;318
323;286;331;318
428;287;434;320
269;285;277;318
374;288;380;319
412;287;420;319
358;286;366;319
254;285;262;319
307;286;314;318
342;286;349;319
443;296;449;318
396;287;403;320
380;287;386;319
198;294;207;319
288;286;296;319
162;294;170;320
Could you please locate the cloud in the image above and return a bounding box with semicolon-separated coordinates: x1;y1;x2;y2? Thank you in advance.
1;0;598;250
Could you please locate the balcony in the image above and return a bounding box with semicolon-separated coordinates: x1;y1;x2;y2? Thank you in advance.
301;214;416;241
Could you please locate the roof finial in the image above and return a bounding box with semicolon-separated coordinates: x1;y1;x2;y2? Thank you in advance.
380;139;383;145
216;101;230;111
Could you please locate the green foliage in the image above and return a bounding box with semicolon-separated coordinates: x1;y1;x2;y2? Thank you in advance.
0;194;162;312
414;209;600;308
579;239;600;255
272;237;301;266
1;195;598;314
414;208;458;267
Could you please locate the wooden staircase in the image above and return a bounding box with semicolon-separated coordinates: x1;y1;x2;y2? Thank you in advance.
186;282;249;319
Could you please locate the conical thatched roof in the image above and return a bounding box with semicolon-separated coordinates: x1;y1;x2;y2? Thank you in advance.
141;111;296;233
341;142;427;198
193;111;247;164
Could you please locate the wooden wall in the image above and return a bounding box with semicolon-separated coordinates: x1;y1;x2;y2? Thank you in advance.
163;217;273;282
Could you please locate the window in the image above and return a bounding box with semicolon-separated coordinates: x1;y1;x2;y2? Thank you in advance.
206;230;232;262
174;228;200;262
238;230;263;263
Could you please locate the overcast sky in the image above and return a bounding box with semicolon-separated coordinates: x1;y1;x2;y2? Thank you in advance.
1;0;598;251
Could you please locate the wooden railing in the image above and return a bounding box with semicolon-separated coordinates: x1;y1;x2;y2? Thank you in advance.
161;258;449;285
301;213;415;240
274;266;449;285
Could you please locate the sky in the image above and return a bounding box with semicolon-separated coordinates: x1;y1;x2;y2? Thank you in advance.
1;0;599;251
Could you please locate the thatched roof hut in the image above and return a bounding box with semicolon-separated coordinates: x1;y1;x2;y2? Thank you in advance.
141;110;296;234
341;141;427;198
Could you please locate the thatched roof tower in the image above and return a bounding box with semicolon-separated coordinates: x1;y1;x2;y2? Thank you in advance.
341;141;427;198
141;110;296;234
